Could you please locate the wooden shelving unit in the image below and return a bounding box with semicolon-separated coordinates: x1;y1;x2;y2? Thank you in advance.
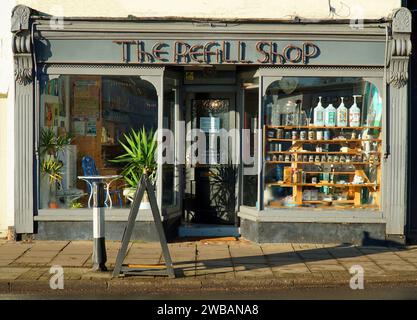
264;124;382;209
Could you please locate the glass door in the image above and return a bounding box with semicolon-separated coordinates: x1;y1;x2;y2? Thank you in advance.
184;92;237;225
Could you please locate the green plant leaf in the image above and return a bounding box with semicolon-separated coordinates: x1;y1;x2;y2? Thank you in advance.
110;126;157;189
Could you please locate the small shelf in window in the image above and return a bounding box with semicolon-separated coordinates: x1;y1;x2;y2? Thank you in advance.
265;161;380;165
267;151;381;155
265;125;382;130
266;138;382;143
266;182;379;188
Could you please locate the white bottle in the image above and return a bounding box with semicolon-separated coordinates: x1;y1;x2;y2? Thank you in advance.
324;103;336;127
349;95;361;127
313;96;325;126
336;97;348;127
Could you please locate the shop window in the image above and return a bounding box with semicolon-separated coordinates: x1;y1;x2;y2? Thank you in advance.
39;75;158;209
162;78;177;207
242;86;259;208
263;77;382;210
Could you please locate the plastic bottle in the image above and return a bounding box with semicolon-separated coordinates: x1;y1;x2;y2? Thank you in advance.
349;95;361;127
313;96;325;126
336;97;348;127
324;103;336;127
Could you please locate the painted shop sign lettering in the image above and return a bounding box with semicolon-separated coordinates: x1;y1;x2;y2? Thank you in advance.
113;40;319;65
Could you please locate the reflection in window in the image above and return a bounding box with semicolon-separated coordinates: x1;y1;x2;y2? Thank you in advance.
263;77;382;210
242;87;259;208
39;75;157;209
162;78;176;207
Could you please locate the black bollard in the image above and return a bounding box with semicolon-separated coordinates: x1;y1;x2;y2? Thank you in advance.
92;181;107;271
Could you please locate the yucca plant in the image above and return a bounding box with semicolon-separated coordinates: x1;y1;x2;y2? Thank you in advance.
41;158;63;184
39;128;73;208
111;127;157;189
40;128;73;157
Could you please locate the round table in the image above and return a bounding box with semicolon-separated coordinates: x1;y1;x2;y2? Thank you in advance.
77;175;122;209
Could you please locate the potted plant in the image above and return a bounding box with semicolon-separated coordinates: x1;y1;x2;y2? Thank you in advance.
39;128;73;208
111;127;157;209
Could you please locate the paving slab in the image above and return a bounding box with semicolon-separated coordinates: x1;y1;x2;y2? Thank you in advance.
395;251;417;260
12;257;54;267
124;257;162;265
17;268;49;280
229;247;263;256
29;241;69;252
0;260;14;267
235;266;274;278
376;261;417;272
197;259;233;267
261;243;294;251
0;243;33;250
264;252;301;261
340;261;386;275
49;254;91;267
0;267;31;280
306;263;347;272
292;243;320;250
231;256;268;265
400;257;417;264
271;263;311;274
334;255;372;263
196;265;234;277
367;254;406;262
61;245;92;255
22;250;60;258
297;250;335;262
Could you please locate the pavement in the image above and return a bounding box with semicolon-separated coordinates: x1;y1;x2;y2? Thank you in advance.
1;237;417;296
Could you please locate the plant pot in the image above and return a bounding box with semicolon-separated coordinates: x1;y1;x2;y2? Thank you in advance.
40;174;50;209
49;202;59;209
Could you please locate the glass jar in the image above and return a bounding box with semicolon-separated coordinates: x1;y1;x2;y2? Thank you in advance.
316;131;323;140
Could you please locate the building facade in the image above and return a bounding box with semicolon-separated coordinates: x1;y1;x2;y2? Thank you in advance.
1;1;414;244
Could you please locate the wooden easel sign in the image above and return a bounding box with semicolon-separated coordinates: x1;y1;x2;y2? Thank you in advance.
112;175;175;278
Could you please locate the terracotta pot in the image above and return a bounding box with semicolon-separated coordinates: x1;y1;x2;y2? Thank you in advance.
49;202;59;209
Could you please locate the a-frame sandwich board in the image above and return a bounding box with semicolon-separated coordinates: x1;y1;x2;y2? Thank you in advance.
112;175;175;278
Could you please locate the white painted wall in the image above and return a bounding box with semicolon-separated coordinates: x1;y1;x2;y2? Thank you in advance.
16;0;401;20
0;0;16;237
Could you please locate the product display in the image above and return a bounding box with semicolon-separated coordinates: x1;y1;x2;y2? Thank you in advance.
324;103;336;127
313;97;325;126
336;97;348;127
264;93;381;210
349;95;361;127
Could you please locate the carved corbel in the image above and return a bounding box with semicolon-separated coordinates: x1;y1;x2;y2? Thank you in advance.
11;5;33;86
388;8;412;89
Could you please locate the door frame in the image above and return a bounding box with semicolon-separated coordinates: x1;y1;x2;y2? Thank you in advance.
183;85;241;226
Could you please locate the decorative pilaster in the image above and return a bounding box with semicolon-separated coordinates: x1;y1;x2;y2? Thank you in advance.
12;5;33;86
384;7;412;236
12;5;35;234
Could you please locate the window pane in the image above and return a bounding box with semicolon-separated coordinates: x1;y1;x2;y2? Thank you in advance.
242;87;259;208
39;75;158;209
162;78;176;207
263;77;382;210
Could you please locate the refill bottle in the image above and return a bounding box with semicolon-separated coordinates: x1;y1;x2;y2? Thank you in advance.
336;97;348;127
324;103;336;127
349;95;361;127
313;96;325;126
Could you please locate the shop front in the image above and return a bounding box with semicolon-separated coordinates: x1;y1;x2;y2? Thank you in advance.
11;5;412;243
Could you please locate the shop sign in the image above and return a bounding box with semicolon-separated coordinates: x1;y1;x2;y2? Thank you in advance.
113;40;319;65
